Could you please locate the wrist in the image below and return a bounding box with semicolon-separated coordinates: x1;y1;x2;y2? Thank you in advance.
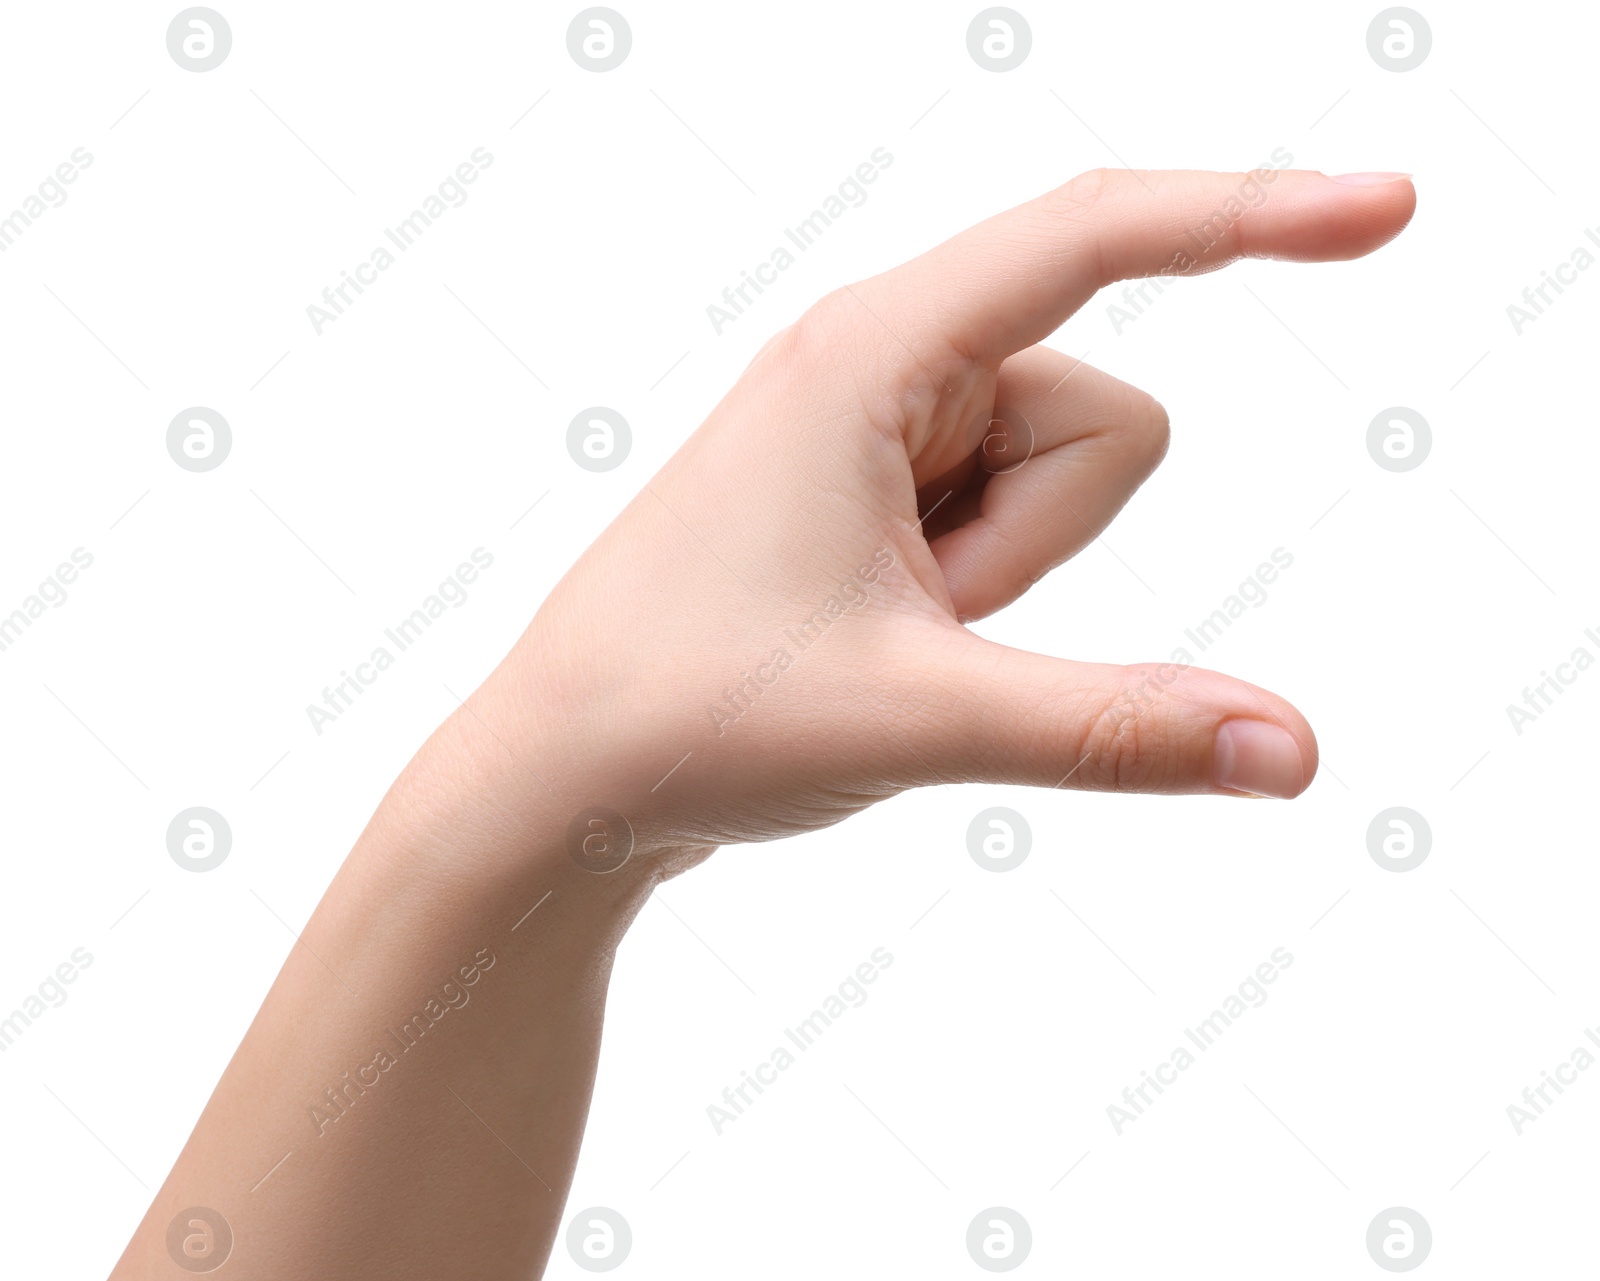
357;662;708;933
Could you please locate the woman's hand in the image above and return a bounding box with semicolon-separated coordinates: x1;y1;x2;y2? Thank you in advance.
112;166;1414;1281
486;167;1416;866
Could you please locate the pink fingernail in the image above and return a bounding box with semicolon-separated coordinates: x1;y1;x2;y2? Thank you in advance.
1328;171;1412;186
1213;720;1306;799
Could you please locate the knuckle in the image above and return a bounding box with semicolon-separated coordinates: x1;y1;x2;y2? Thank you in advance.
1038;169;1121;281
1076;165;1119;194
1059;167;1118;209
782;284;969;437
1084;376;1171;471
759;289;854;371
1075;666;1177;791
790;288;855;353
1130;392;1172;470
1083;380;1170;473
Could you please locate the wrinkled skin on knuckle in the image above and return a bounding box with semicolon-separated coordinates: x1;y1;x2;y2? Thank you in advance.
1049;167;1113;222
1063;166;1119;207
1033;168;1117;269
1073;665;1183;793
1036;167;1117;221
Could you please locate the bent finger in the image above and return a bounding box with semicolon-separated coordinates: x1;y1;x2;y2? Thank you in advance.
927;347;1170;619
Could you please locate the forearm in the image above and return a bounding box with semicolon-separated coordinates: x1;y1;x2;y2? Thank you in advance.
112;667;666;1278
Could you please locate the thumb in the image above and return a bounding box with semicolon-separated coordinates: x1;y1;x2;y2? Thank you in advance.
908;632;1317;798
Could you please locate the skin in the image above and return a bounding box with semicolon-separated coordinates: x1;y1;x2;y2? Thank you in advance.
111;167;1415;1278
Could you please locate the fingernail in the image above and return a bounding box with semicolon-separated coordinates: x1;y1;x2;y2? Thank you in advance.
1327;171;1412;186
1213;720;1306;799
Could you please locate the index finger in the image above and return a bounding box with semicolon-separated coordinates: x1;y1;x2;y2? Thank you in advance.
870;167;1416;365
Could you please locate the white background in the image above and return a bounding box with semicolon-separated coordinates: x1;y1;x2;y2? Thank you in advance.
1;1;1594;1275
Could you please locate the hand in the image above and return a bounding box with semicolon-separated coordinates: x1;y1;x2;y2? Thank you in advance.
487;167;1416;864
110;166;1416;1281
